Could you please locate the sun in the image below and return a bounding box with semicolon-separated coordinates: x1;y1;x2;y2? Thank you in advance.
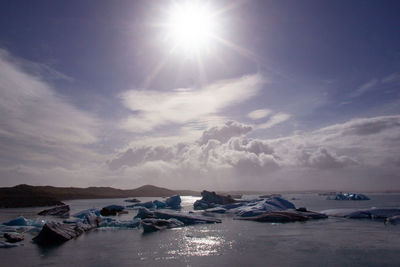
165;1;217;54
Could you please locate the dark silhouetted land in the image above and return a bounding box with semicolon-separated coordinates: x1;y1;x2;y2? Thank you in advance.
0;184;199;208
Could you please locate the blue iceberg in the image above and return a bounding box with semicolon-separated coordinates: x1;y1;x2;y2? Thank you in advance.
2;216;45;227
72;208;101;219
328;192;370;200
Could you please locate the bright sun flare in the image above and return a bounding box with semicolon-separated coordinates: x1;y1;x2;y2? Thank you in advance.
166;1;216;53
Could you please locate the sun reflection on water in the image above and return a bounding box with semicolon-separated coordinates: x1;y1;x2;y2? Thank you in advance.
165;227;229;257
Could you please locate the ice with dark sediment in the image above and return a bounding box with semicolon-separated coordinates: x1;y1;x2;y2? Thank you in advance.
134;207;221;225
100;205;125;216
321;208;400;219
386;215;400;225
141;218;184;233
33;213;102;245
4;232;24;243
38;205;70;217
203;207;227;214
126;201;155;209
193;191;236;210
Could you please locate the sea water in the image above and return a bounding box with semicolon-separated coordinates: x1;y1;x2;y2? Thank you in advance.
0;193;400;266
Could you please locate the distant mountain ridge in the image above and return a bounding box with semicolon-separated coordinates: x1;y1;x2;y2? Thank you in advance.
0;184;199;208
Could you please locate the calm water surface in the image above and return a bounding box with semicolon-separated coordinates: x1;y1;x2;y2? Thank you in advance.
1;194;400;266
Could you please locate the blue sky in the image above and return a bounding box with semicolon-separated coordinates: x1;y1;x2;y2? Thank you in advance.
0;0;399;190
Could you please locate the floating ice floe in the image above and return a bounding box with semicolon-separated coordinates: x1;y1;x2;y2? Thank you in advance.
126;195;182;210
134;207;221;225
38;205;70;217
33;213;102;245
72;208;101;219
2;216;45;227
99;218;140;228
385;215;400;225
3;232;24;243
235;210;325;222
0;241;24;248
229;197;296;217
141;218;184;233
100;205;126;216
194;191;235;210
321;208;400;219
327;192;370;200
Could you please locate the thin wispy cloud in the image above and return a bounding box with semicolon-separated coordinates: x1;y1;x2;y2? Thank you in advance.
0;49;102;183
350;78;379;98
248;109;272;120
257;112;291;129
119;74;264;133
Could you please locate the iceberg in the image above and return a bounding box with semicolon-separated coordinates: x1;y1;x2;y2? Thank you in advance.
38;205;70;217
203;207;227;214
141;218;184;233
0;241;23;248
193;199;217;210
72;208;101;219
134;207;155;219
134;208;221;225
3;232;24;243
153;200;167;209
193;191;235;210
2;216;28;226
127;196;182;210
165;195;181;209
153;210;221;225
230;197;296;217
33;214;102;245
386;215;400;225
100;205;125;216
63;218;83;224
99;218;140;228
126;201;155;209
124;198;141;203
321;208;400;219
328;192;370;200
235;210;327;223
2;216;45;227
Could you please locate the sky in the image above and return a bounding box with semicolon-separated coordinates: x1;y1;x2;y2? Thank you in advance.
0;0;399;191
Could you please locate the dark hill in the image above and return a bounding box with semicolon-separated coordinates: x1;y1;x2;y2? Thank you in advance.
124;185;176;197
0;184;198;208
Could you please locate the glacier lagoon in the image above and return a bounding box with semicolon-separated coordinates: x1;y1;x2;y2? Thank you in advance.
1;194;400;266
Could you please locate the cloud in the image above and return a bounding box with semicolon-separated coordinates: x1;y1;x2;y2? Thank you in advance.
257;113;291;129
108;115;400;190
197;121;252;145
382;73;400;84
119;74;264;132
320;115;400;136
0;49;101;173
248;109;271;120
300;148;358;169
350;78;379;98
